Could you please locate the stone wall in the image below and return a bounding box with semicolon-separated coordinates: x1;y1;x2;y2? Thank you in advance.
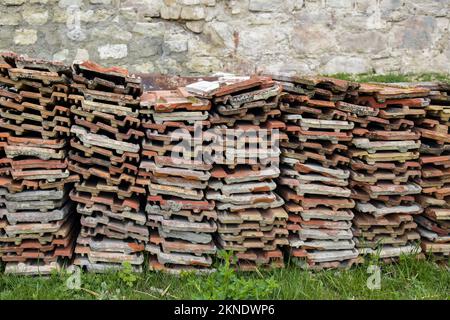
0;0;449;75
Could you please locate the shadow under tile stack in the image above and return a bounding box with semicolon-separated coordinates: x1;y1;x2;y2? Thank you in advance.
187;76;288;271
349;83;429;262
69;61;146;272
273;75;360;270
140;87;218;274
403;82;450;263
0;53;78;275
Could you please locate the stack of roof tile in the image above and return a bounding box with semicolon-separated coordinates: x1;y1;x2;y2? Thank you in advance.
187;76;288;271
398;82;450;262
273;75;360;270
2;50;450;275
187;76;282;127
349;83;428;261
0;53;78;275
140;88;218;274
69;61;146;272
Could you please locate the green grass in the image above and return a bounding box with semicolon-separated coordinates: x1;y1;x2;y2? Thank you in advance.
325;73;450;84
0;254;448;300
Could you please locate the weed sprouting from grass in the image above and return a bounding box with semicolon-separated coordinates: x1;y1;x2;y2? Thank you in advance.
187;251;280;300
118;262;138;288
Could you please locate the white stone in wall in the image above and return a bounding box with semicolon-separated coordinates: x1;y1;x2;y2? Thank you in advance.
367;13;387;29
408;0;449;17
187;37;214;56
98;44;128;60
339;31;387;54
0;11;21;25
90;0;112;4
248;0;284;12
3;0;25;5
14;29;38;45
140;0;163;17
161;4;182;19
22;8;49;25
186;21;204;33
291;24;337;55
74;48;90;62
132;22;165;36
228;0;241;14
164;34;188;53
120;6;139;20
326;0;352;9
380;0;405;12
92;25;133;42
178;0;201;5
204;21;234;49
53;49;69;62
58;0;83;7
292;0;304;10
186;56;222;73
238;25;289;57
201;0;215;6
83;8;115;22
391;16;437;50
263;59;315;75
180;6;205;20
321;56;371;74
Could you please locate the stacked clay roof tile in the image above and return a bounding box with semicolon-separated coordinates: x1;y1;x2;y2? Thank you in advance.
185;76;288;271
273;75;361;270
140;87;218;274
394;82;450;263
69;61;147;272
0;53;78;275
349;83;428;261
